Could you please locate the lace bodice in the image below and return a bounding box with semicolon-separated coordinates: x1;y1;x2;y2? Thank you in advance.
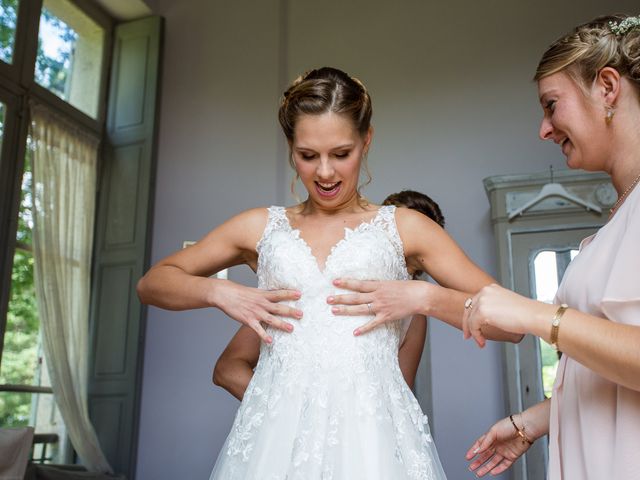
255;205;411;372
210;205;446;480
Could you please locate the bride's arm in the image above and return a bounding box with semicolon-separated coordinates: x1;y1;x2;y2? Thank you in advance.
399;208;518;341
137;207;303;342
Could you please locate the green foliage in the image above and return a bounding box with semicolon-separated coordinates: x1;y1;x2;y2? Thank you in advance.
35;8;77;99
540;341;560;399
0;0;78;100
540;341;559;366
0;0;19;63
1;152;40;427
0;249;40;426
0;391;31;427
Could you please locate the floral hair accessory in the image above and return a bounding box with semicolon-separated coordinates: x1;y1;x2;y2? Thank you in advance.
609;15;640;36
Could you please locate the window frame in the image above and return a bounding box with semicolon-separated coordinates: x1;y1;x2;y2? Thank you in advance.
0;81;26;368
0;0;114;453
0;0;31;84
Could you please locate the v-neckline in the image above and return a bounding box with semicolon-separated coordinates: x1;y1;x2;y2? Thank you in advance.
283;207;385;275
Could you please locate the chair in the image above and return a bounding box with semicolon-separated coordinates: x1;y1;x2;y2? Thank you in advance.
0;427;35;480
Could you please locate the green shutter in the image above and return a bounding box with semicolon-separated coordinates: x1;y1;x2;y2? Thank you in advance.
88;16;162;476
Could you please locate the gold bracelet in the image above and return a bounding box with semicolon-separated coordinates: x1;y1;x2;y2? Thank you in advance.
550;304;568;351
509;414;533;446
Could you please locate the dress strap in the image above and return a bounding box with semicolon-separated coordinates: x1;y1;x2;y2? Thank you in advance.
375;205;409;277
256;206;287;253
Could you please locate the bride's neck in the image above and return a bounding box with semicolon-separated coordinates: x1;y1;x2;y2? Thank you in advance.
299;195;371;217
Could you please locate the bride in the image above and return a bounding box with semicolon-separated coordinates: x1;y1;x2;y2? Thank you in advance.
137;67;519;479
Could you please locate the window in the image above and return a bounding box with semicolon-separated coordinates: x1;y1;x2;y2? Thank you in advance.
0;0;111;466
36;0;105;118
532;249;578;398
0;148;68;463
0;3;157;475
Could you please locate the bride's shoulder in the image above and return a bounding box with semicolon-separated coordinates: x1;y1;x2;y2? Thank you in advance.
393;206;438;229
393;207;444;249
227;206;269;222
218;207;272;241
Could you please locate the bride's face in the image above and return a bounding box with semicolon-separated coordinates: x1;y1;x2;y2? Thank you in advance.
291;112;371;209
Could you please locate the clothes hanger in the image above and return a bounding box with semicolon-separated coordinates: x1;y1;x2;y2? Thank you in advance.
508;166;602;221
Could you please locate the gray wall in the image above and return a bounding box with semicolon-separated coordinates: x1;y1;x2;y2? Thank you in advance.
135;1;637;479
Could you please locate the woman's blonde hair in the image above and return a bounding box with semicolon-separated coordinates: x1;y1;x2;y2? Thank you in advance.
535;14;640;98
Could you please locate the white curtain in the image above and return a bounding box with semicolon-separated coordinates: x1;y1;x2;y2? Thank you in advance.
29;104;112;473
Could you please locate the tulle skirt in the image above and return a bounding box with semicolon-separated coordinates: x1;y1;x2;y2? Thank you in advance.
209;355;447;480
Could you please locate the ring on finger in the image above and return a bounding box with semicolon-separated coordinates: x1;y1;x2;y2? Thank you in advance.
464;297;474;310
367;303;373;315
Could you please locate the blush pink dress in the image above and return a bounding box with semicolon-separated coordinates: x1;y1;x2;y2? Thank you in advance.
549;184;640;480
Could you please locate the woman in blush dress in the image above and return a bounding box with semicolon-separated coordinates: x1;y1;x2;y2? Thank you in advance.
463;14;640;480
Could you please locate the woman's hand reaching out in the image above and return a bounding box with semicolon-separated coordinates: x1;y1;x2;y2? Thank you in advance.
465;416;533;477
466;400;549;477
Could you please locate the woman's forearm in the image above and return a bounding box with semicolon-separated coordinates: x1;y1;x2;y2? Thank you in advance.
527;304;640;391
420;283;523;343
521;398;551;441
137;264;221;310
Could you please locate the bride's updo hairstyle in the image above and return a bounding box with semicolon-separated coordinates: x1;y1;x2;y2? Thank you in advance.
279;67;373;195
535;14;640;99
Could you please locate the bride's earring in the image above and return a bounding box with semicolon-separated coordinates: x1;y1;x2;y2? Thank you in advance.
605;106;616;125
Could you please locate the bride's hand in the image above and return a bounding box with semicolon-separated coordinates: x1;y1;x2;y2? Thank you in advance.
465;416;533;477
328;278;427;335
212;279;303;343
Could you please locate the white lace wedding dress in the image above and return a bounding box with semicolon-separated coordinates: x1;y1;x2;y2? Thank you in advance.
210;205;447;479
